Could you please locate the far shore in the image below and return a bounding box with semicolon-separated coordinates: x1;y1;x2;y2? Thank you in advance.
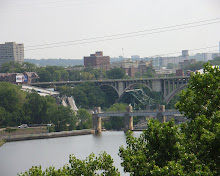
0;129;95;143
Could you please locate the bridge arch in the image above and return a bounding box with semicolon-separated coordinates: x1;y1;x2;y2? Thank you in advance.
123;83;153;93
97;83;120;97
116;83;153;103
165;84;188;104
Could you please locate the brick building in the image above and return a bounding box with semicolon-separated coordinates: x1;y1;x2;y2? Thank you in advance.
110;59;152;77
84;51;110;70
0;72;39;84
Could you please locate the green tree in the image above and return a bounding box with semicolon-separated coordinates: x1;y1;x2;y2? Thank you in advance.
210;56;220;65
36;67;52;82
0;82;26;126
46;105;76;131
76;108;92;130
24;92;48;124
0;61;36;73
119;63;220;175
105;103;128;130
176;63;220;173
183;61;205;71
106;68;125;79
19;152;120;176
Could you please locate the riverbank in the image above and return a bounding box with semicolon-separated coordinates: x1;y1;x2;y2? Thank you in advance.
0;129;95;142
0;140;5;147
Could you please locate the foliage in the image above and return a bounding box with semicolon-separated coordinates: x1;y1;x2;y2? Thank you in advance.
0;82;26;126
209;56;220;65
106;67;125;79
176;63;220;120
135;67;156;78
76;108;92;130
4;127;17;133
58;83;111;109
119;63;220;175
119;120;186;176
46;105;76;131
104;103;128;130
183;61;206;71
0;140;6;147
0;82;79;131
19;152;120;176
0;61;36;73
24;92;48;124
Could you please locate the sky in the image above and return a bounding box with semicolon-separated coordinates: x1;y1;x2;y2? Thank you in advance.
0;0;220;59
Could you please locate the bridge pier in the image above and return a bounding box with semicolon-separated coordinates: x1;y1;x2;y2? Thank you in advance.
124;105;133;131
92;107;102;133
157;105;166;123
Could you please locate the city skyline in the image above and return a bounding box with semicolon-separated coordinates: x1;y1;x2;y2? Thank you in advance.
0;0;220;59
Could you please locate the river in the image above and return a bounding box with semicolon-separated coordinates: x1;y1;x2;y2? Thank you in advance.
0;131;142;176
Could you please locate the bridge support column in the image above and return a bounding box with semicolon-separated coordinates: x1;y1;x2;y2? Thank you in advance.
157;105;166;123
152;80;162;92
117;82;124;97
92;107;102;133
124;105;133;131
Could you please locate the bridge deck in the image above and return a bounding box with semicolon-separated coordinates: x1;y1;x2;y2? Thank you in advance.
96;110;181;117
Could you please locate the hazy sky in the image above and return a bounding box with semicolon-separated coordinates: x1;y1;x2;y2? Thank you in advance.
0;0;220;59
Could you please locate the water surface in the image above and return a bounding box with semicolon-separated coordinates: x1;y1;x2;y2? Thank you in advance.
0;131;142;176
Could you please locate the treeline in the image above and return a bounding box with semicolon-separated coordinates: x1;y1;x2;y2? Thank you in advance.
183;56;220;71
0;61;127;81
0;82;92;131
24;58;83;67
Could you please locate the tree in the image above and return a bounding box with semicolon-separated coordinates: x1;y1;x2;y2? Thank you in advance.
19;152;120;176
119;63;220;175
0;61;36;73
106;68;125;79
76;108;92;129
105;103;128;130
0;82;26;126
24;92;48;124
46;105;76;131
36;67;52;82
176;63;220;120
183;61;205;71
176;63;220;173
210;56;220;65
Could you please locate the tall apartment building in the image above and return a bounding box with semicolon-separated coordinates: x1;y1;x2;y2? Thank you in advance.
84;51;110;70
0;42;24;67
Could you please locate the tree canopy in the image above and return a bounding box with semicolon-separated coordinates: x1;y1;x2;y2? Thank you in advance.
106;67;125;79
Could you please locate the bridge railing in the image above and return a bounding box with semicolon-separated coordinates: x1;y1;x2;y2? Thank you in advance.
96;109;178;114
95;109;181;117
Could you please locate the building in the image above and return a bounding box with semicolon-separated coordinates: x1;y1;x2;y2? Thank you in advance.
84;51;110;70
0;42;24;67
0;72;39;84
110;59;152;77
178;59;197;68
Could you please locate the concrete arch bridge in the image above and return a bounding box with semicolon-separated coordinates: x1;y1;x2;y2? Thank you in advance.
28;76;190;104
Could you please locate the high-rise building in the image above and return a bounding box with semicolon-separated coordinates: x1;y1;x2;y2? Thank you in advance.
84;51;110;70
0;42;24;67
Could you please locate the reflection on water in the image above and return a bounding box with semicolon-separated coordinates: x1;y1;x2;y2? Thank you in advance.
0;131;142;176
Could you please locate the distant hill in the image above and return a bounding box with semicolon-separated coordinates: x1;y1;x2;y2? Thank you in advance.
25;57;127;67
24;59;84;67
